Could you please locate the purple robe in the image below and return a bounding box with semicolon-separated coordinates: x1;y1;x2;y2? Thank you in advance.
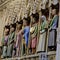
16;31;22;56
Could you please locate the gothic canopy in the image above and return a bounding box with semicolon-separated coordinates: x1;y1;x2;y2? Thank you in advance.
0;0;8;5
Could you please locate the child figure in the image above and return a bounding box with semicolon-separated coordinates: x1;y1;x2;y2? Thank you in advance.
30;13;39;54
23;17;30;55
1;25;10;58
15;20;23;57
7;23;16;57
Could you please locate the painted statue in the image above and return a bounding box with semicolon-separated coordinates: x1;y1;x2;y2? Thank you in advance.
15;20;23;57
23;17;30;55
30;13;39;54
37;15;48;52
48;9;59;50
2;25;10;58
7;23;16;57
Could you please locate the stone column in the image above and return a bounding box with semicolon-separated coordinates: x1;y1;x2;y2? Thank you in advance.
56;2;60;60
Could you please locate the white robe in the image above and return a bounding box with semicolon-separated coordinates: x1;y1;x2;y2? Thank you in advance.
37;31;46;52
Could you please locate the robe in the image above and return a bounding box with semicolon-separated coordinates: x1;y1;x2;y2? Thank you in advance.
30;24;38;48
48;15;59;49
2;35;9;58
24;26;30;47
7;32;15;57
15;31;22;57
37;16;48;52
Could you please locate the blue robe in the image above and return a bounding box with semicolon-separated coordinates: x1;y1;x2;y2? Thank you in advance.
24;26;30;47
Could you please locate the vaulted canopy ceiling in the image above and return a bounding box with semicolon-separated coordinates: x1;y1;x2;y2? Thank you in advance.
0;0;7;5
0;0;11;10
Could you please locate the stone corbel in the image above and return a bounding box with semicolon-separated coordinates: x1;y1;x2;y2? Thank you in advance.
41;2;46;9
52;0;58;5
41;0;48;9
35;0;40;11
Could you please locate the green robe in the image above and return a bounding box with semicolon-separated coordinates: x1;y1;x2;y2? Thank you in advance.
49;15;58;29
2;36;9;58
7;32;15;57
31;23;38;38
40;20;48;33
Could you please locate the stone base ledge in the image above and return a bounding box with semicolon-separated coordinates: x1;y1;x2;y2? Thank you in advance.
2;51;56;60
